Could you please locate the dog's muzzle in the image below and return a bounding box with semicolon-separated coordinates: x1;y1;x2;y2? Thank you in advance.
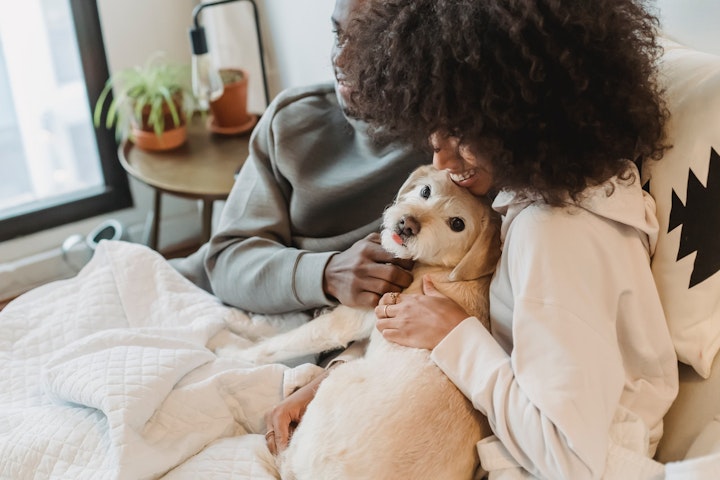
395;215;421;239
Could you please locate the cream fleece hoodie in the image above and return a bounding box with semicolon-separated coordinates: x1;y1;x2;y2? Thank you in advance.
431;163;678;479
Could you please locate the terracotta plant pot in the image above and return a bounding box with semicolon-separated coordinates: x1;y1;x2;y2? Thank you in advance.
209;68;254;134
130;94;188;151
130;125;187;151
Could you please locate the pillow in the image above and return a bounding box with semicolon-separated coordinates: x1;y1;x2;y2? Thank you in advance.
643;39;720;379
656;350;720;463
685;414;720;460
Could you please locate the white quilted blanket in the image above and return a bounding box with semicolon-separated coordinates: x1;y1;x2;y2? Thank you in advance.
0;240;321;480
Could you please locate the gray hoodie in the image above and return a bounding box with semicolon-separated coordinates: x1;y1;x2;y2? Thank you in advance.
172;82;427;313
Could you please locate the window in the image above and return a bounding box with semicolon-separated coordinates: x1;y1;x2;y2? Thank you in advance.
0;0;131;242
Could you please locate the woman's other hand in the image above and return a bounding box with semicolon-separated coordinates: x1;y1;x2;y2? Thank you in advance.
374;275;469;350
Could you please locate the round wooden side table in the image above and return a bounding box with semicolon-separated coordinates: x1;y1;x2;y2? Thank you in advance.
118;114;251;250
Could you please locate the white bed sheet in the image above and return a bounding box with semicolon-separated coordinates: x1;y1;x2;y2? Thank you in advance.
0;240;315;480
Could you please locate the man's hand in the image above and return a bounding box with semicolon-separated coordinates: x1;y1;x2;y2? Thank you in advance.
265;362;347;454
323;232;414;308
265;374;321;455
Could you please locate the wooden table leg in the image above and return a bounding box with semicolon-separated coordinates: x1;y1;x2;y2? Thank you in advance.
148;189;162;250
201;199;213;243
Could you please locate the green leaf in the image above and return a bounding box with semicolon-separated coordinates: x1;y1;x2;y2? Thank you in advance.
92;51;193;139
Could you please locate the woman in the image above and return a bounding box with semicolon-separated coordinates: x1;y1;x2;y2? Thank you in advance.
339;0;679;478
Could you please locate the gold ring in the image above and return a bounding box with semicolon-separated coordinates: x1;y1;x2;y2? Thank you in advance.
390;292;399;304
265;430;275;439
384;305;390;317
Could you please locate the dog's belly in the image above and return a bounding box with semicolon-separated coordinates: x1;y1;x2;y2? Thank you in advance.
280;332;489;480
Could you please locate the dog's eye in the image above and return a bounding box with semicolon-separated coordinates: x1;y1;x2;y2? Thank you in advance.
420;185;431;199
449;217;465;232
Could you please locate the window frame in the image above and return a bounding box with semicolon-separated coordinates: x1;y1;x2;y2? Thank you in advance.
0;0;132;242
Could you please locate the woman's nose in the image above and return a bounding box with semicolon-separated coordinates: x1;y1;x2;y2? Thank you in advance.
432;147;460;170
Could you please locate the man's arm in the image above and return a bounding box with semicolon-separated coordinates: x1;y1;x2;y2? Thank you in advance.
204;92;413;313
204;101;336;313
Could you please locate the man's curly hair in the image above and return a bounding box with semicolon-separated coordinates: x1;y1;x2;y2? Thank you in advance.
339;0;669;204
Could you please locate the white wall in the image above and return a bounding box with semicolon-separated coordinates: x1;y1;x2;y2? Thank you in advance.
262;0;336;92
0;0;336;299
655;0;720;55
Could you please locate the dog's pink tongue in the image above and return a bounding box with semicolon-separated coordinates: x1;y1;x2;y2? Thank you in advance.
391;232;403;245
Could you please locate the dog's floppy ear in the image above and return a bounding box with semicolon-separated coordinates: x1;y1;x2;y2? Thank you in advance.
449;207;501;282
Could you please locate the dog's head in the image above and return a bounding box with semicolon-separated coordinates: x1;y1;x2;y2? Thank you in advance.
381;165;500;281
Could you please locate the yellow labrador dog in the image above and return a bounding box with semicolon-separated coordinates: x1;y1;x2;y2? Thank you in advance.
275;165;501;480
220;166;499;367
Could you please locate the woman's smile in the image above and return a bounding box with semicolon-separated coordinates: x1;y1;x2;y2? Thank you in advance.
430;132;494;196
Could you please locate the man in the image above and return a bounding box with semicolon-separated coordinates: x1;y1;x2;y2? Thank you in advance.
171;0;427;452
173;0;424;314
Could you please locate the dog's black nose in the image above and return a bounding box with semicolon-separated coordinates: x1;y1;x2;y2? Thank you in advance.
397;216;421;237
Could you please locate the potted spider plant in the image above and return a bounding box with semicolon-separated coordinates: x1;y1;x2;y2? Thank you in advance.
93;52;195;151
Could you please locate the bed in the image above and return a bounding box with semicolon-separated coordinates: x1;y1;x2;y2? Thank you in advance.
3;37;720;479
0;240;324;479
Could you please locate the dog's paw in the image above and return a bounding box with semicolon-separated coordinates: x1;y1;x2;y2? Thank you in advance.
214;345;256;364
207;329;254;352
241;345;277;365
214;344;242;358
215;343;278;366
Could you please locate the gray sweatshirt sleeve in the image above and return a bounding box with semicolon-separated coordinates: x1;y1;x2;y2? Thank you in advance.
204;102;336;313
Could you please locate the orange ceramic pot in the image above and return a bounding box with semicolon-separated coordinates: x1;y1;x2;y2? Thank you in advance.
210;68;251;129
129;94;188;151
130;124;187;151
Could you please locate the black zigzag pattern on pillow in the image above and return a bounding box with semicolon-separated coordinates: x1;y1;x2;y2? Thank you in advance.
669;147;720;288
638;157;651;194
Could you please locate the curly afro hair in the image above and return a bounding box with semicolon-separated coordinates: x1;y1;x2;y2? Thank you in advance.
339;0;670;204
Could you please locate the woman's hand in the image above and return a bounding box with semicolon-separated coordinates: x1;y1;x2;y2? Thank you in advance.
374;275;470;350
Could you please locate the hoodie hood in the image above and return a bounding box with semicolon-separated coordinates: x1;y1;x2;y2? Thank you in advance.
492;162;659;255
